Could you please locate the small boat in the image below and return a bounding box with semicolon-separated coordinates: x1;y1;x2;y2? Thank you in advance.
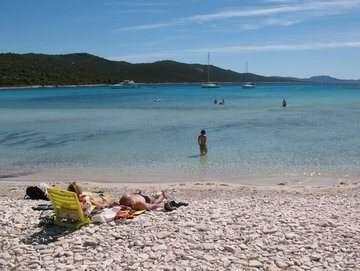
201;82;221;88
111;80;136;89
241;62;256;89
241;82;256;89
201;52;221;88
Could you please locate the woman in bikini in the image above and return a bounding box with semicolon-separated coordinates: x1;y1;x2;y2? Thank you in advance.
67;182;120;209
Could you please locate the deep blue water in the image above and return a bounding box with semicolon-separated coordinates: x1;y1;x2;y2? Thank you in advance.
1;83;360;182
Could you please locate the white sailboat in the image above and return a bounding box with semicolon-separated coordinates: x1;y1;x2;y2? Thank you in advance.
201;52;220;88
241;61;256;89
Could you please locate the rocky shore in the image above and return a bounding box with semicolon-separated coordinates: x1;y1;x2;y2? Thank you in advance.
1;181;359;271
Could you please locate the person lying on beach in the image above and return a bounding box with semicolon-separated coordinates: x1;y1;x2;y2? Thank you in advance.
68;182;187;213
120;191;168;211
120;191;189;212
68;182;120;210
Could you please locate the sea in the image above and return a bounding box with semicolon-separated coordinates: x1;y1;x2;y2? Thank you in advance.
1;83;360;185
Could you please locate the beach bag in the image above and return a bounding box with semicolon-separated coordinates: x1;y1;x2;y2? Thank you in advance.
25;186;49;200
91;206;121;223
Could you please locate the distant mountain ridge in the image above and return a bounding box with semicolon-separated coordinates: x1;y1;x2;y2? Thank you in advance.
307;75;360;84
0;53;358;87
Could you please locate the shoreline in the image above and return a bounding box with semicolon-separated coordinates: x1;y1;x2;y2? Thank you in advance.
1;81;358;90
3;170;358;188
0;81;303;90
0;84;109;90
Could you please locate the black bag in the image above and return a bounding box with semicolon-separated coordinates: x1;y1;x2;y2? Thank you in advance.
25;186;49;200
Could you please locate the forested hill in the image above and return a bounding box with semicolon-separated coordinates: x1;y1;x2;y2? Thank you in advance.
0;52;296;87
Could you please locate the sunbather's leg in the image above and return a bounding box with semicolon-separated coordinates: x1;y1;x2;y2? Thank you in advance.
120;193;164;210
132;201;164;211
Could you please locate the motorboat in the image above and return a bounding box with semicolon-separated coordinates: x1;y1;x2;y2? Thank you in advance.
111;80;136;89
201;52;221;88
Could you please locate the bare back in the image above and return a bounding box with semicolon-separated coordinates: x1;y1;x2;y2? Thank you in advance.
198;134;206;146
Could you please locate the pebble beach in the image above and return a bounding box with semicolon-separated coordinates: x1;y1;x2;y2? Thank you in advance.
1;180;360;271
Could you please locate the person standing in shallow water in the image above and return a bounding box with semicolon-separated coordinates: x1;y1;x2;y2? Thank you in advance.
198;130;208;155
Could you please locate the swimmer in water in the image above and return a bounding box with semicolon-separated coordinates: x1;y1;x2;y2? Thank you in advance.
198;129;208;155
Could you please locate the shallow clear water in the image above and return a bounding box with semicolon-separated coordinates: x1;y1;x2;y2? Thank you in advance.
1;83;360;182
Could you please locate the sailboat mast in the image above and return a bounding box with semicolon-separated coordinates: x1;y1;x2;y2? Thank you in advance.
207;52;210;83
244;61;248;82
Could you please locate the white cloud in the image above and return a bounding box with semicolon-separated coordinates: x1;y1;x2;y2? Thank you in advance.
185;41;360;53
241;23;261;30
261;0;297;2
112;23;174;32
240;17;301;30
113;0;360;32
264;18;300;26
186;0;360;22
110;40;360;61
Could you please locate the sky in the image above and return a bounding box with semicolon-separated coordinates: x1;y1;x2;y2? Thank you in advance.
1;0;360;79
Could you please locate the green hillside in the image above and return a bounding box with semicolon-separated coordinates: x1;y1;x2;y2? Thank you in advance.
0;52;295;87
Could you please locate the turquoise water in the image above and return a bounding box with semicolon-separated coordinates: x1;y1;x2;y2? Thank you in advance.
1;83;360;182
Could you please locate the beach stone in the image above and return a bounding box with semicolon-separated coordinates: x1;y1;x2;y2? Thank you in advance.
285;233;296;240
157;231;172;239
64;251;73;257
195;225;207;231
65;264;75;270
239;244;248;250
293;258;302;266
138;253;149;262
86;227;95;234
1;182;360;271
203;254;216;262
275;259;288;269
103;259;113;266
152;244;167;251
13;248;23;255
56;263;67;269
142;222;152;227
149;252;160;259
318;220;329;227
224;246;236;253
311;254;322;261
249;260;263;268
268;263;281;271
74;254;84;262
202;243;215;250
262;227;278;234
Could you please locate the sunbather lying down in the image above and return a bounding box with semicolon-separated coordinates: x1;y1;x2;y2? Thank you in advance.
68;182;188;212
68;182;120;209
120;191;188;211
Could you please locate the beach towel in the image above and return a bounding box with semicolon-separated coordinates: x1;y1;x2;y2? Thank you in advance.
91;206;146;223
115;207;146;219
